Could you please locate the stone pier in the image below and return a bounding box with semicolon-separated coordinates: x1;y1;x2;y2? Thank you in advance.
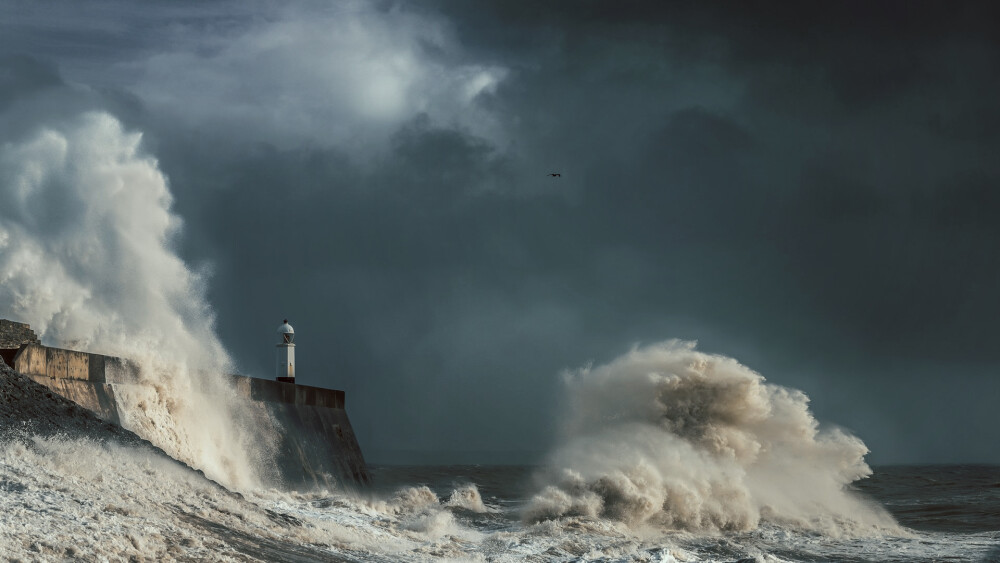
0;319;370;488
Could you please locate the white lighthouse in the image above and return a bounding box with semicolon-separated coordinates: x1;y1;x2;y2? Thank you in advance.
276;319;295;383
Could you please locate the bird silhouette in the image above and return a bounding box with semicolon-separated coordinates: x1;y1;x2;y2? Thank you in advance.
548;173;561;177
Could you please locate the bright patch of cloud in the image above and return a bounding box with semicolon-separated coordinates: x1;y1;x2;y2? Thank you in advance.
128;3;508;151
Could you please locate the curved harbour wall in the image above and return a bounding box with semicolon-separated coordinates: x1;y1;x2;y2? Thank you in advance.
0;319;370;489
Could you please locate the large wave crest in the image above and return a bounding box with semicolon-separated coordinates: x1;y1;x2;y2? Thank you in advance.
0;112;278;489
526;340;897;535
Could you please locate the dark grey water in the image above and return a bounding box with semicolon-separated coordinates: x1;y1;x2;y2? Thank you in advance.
854;465;1000;534
370;464;535;505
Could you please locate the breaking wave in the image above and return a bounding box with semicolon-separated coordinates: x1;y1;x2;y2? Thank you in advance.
0;112;279;489
525;340;899;535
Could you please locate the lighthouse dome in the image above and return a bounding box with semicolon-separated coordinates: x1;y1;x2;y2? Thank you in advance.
277;319;295;344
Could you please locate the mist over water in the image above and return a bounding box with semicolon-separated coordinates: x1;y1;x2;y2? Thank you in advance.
527;340;898;535
0;111;278;489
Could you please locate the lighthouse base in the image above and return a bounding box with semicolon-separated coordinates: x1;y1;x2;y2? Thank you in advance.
276;376;295;383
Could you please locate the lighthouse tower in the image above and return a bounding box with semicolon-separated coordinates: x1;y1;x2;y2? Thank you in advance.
276;319;296;383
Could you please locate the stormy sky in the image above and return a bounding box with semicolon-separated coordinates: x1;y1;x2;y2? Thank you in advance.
2;0;999;464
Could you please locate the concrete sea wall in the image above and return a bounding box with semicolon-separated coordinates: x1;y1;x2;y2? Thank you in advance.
0;320;370;489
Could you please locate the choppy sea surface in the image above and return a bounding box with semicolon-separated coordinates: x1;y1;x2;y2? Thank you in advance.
2;439;998;562
366;464;1000;562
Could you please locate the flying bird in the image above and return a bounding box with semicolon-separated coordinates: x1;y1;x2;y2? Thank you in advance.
548;173;561;177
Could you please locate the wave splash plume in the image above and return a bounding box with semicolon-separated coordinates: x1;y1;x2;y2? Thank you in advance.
0;112;279;490
526;340;898;535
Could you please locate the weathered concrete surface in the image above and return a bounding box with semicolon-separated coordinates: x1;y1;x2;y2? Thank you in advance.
230;376;345;408
12;344;118;384
1;320;370;488
266;401;371;488
226;375;370;487
1;360;140;444
14;344;46;375
45;347;68;379
24;374;121;424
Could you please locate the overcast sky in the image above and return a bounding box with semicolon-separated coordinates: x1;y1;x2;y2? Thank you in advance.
2;0;999;464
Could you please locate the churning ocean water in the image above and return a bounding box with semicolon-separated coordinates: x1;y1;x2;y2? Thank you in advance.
3;449;998;561
2;354;999;562
366;463;1000;563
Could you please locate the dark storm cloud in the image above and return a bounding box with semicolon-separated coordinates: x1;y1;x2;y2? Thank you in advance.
436;0;1000;363
3;1;1000;464
0;55;62;110
408;0;1000;462
159;119;574;460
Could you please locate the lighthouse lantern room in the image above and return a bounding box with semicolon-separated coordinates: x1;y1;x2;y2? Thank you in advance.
276;319;295;383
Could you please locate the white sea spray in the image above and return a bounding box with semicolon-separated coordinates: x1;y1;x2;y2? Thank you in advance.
525;340;899;535
0;112;279;490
